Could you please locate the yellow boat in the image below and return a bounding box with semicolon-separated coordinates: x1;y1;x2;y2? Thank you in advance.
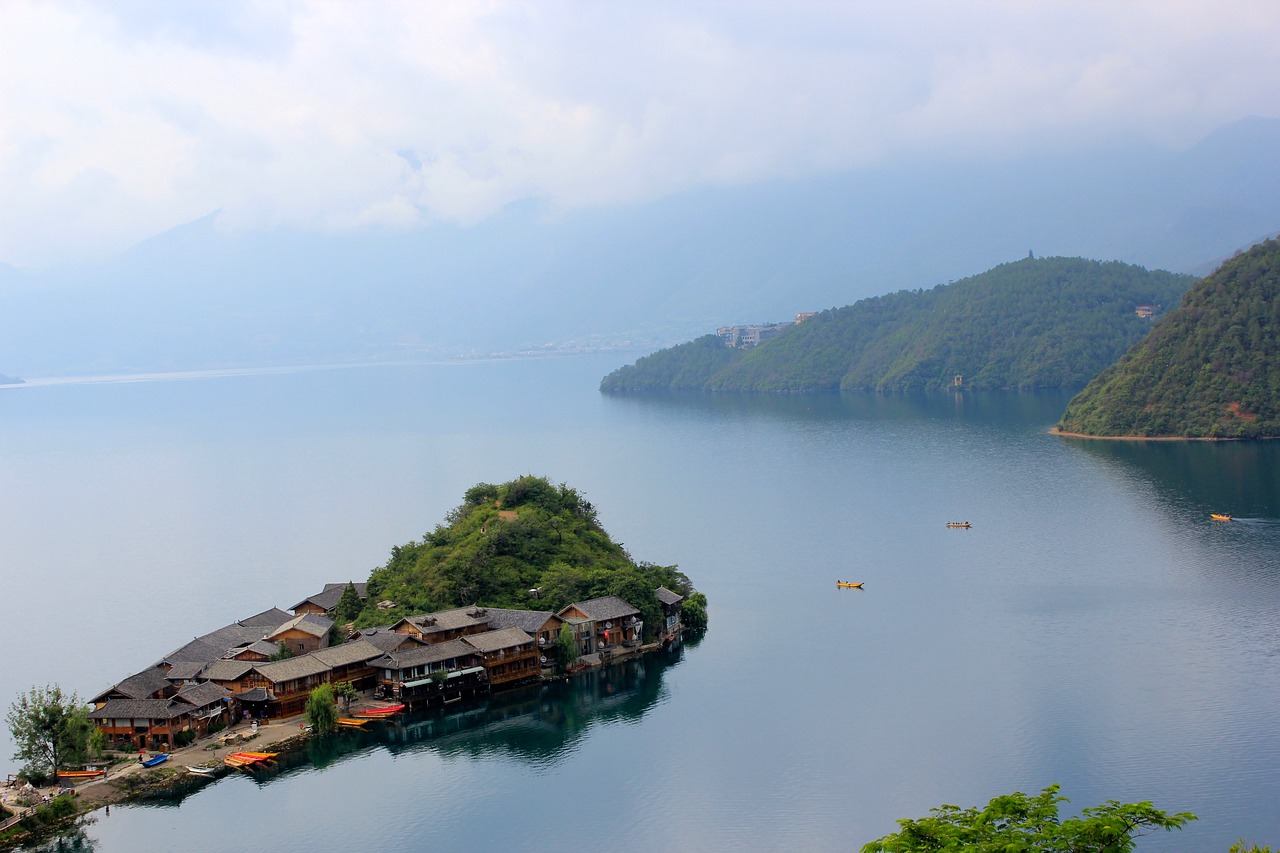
836;581;863;589
946;522;972;528
1210;513;1232;522
337;717;371;728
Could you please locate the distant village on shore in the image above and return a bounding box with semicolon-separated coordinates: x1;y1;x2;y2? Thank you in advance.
87;582;686;753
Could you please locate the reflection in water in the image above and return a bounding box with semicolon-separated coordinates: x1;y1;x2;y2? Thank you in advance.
604;388;1076;430
1064;438;1280;519
15;818;98;853
125;644;685;805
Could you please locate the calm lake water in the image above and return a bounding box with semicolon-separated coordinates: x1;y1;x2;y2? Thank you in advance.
2;354;1278;851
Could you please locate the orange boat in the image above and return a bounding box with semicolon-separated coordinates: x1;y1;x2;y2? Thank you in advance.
1210;513;1232;522
57;769;105;780
224;751;277;767
836;581;864;589
355;703;405;717
338;717;372;728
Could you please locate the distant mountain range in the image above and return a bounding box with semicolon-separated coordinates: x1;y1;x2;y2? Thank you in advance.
2;116;1279;377
1058;238;1280;438
600;257;1193;393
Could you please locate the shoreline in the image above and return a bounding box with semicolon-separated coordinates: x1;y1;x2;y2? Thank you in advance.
1048;428;1276;442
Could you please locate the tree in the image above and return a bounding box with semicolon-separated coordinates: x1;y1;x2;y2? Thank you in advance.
305;685;338;735
682;591;708;634
333;681;358;714
269;642;295;661
5;685;92;782
334;582;363;622
557;622;578;673
861;785;1195;853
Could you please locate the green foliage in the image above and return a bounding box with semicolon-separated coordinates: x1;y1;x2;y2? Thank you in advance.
268;642;295;661
333;681;358;713
1059;238;1280;437
556;622;578;672
862;784;1195;853
334;581;363;622
5;685;91;782
87;727;107;760
174;729;195;748
305;684;338;735
601;257;1192;393
1229;843;1273;853
682;591;708;634
355;476;695;628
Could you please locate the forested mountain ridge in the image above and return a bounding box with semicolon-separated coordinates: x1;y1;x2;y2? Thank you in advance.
353;476;695;640
600;257;1193;393
1057;239;1280;438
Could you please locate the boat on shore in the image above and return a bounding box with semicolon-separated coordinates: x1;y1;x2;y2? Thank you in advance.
57;769;106;780
1211;513;1232;521
187;764;220;776
338;717;372;728
224;751;277;768
354;703;405;717
836;581;863;589
140;753;169;768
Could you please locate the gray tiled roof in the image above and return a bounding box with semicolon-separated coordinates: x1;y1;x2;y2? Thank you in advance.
230;640;285;659
253;654;331;684
462;627;534;654
89;698;189;721
370;638;477;672
404;606;491;635
483;608;559;635
175;681;231;708
267;613;333;640
655;586;684;606
354;627;423;653
92;668;172;704
164;661;208;681
290;582;367;613
311;640;382;668
158;638;227;666
234;687;276;703
239;607;294;627
562;595;639;622
199;660;256;682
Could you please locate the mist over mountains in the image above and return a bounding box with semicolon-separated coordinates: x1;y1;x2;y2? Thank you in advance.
2;116;1278;378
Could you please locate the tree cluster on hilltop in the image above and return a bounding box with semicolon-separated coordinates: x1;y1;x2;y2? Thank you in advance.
355;476;694;642
600;257;1192;393
1058;238;1280;438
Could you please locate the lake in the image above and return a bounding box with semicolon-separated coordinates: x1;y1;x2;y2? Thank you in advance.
2;354;1278;851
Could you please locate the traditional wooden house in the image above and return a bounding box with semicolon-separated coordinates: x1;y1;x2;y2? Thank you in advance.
198;660;259;696
350;625;427;654
91;667;175;708
557;596;642;656
252;654;333;717
229;640;288;662
391;606;492;644
369;638;486;706
289;582;368;617
88;682;230;751
481;609;563;671
654;586;685;643
461;627;540;687
265;613;333;655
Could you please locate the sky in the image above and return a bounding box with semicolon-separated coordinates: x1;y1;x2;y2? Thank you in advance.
1;0;1279;268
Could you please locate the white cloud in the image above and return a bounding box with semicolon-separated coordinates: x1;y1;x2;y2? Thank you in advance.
0;0;1278;266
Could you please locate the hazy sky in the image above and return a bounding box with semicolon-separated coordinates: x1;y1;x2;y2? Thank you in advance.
1;0;1278;268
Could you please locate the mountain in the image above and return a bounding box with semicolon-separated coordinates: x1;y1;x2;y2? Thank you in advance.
1057;239;1280;438
1;118;1278;377
601;257;1193;393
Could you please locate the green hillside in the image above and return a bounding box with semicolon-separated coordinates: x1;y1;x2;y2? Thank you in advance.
354;476;696;641
600;257;1193;393
1057;239;1280;438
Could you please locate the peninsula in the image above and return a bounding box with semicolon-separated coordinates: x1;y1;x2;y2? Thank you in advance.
1057;238;1280;438
2;477;706;847
600;256;1192;393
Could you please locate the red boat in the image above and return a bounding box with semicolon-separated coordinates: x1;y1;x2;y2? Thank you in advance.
354;703;405;717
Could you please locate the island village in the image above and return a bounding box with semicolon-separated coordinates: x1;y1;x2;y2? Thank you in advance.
1;581;685;829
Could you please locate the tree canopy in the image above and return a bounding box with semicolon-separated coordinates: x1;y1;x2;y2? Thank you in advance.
5;685;91;782
353;476;698;642
862;785;1195;853
600;257;1192;393
1058;238;1280;437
